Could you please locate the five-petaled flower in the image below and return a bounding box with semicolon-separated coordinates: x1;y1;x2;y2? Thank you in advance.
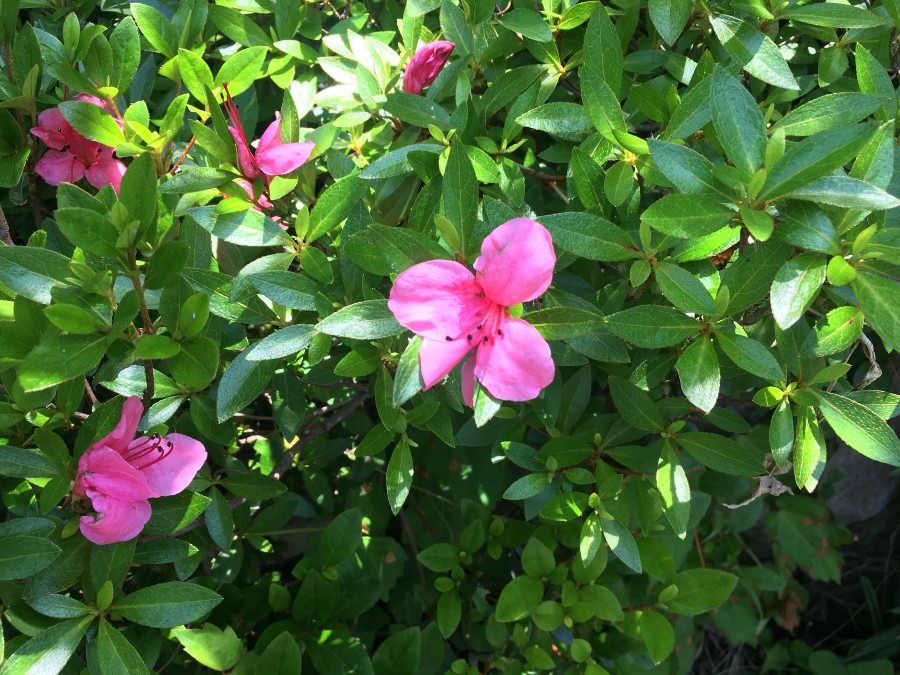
30;94;126;193
388;218;556;405
403;41;455;95
224;84;314;182
72;396;207;545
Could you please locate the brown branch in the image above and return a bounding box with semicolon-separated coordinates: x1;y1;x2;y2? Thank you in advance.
169;137;196;175
0;202;13;245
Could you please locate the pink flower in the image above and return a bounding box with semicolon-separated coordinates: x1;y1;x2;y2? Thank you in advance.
388;218;556;404
223;84;314;182
30;101;126;193
73;397;207;545
403;41;455;95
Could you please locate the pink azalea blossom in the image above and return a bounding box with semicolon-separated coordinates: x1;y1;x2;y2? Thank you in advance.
72;397;207;545
30;98;126;193
388;218;556;404
403;41;455;95
223;84;314;182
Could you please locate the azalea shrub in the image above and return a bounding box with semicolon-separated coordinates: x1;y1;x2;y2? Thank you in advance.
0;0;899;673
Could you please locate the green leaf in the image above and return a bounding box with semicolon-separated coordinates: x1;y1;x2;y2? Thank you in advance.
19;334;108;392
720;240;792;315
773;93;887;137
54;207;120;257
648;0;690;45
177;48;215;102
321;508;362;565
583;4;622;93
0;535;61;579
605;306;700;347
308;176;368;243
386;439;413;515
0;247;73;305
785;176;900;211
655;262;717;316
393;337;424;408
856;45;897;122
189;206;293;247
715;331;784;381
676;432;765;475
171;625;243;672
316;300;404;340
516;103;594;137
96;619;150;675
609;376;664;432
205;488;233;551
130;2;177;57
114;582;223;628
359;143;443;180
709;14;798;90
0;447;63;479
170;336;219;390
436;591;461;638
495;576;544;622
710;68;766;174
503;473;550;500
648;139;718;195
372;627;420;675
213;45;268;96
538;212;636;261
481;65;546;117
793;407;824;489
497;8;552;41
247;324;316;362
603;518;642;573
521;538;555;577
383;93;450;130
0;615;91;675
852;269;899;352
770;399;794;467
816;391;900;467
109;17;141;93
666;568;738;615
216;345;278;421
770;253;826;330
801;306;864;357
257;633;302;675
143;492;211;535
843;391;900;421
249;271;318;310
641;194;734;238
440;0;473;55
525;306;604;340
639;610;675;664
57;100;124;147
759;124;874;201
676;337;720;413
417;543;460;572
443;142;477;256
781;3;889;28
208;5;272;47
657;444;691;537
581;68;626;138
119;152;157;238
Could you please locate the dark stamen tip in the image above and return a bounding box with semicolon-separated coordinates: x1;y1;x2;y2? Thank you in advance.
467;335;473;342
482;336;489;343
476;323;482;330
445;336;452;341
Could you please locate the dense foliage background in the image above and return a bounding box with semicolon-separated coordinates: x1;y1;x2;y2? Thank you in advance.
0;0;898;672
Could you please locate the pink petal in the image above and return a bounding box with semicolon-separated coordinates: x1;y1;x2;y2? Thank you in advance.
34;150;85;185
30;109;70;150
228;126;261;179
388;259;490;341
403;41;455;95
257;141;314;177
257;118;282;153
419;337;473;389
473;218;556;307
139;433;207;496
96;396;144;453
79;492;152;545
85;156;126;193
76;447;156;501
474;317;555;402
461;357;476;407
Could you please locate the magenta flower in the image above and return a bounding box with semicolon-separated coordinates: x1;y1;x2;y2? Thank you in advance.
30;98;126;193
72;397;207;545
223;85;314;182
403;41;455;95
388;218;556;404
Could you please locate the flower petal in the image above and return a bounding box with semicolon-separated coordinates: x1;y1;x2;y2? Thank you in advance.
35;151;85;186
474;317;555;402
76;447;156;501
257;141;315;176
228;126;261;179
388;260;490;341
30;109;70;150
96;396;144;453
419;337;472;389
403;41;455;95
79;492;151;545
85;156;126;193
139;433;207;496
256;118;282;153
473;218;556;307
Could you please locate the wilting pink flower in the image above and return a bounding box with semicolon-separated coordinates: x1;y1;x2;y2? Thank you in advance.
403;41;455;95
30;98;126;193
388;218;556;404
72;397;207;545
224;84;314;182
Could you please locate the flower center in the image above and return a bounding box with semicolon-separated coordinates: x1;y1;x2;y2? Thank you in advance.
445;301;507;348
121;434;174;470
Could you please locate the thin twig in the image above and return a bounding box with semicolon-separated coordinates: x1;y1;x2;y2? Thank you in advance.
169;137;196;174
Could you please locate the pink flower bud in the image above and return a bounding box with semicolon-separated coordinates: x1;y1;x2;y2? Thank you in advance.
403;41;455;95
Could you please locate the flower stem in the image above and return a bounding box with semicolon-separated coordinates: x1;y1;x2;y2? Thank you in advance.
127;249;155;407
